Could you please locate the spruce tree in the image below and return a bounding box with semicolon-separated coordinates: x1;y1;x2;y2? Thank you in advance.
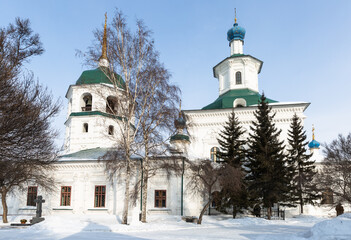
216;111;248;218
287;113;318;214
246;93;289;220
217;110;245;167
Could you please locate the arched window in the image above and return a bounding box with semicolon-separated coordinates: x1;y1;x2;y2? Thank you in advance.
83;123;89;133
233;98;247;108
235;71;242;85
106;96;117;114
68;98;72;113
210;147;219;162
81;93;92;111
108;125;114;135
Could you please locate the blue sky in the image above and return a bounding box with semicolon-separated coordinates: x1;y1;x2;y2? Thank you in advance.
1;0;351;149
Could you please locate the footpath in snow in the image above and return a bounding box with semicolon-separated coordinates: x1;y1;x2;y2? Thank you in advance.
0;213;351;240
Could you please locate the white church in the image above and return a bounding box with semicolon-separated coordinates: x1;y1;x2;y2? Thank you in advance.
5;15;324;219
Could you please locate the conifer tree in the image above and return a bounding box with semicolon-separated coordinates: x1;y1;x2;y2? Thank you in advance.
246;93;289;220
216;111;248;218
287;114;318;214
217;111;245;167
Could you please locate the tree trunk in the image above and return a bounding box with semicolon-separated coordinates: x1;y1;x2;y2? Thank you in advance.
198;200;211;225
122;164;131;224
298;169;304;214
1;188;8;223
267;206;272;220
232;205;237;219
141;168;148;223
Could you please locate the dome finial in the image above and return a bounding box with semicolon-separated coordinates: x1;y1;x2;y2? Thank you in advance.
234;8;237;23
99;13;109;67
101;12;108;60
227;11;245;43
312;124;315;140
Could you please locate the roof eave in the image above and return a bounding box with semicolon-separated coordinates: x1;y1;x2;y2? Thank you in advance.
213;54;264;78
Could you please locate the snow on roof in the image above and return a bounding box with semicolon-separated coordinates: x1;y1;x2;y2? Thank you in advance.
58;147;141;162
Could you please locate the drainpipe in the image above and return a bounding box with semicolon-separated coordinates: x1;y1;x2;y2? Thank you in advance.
181;157;184;216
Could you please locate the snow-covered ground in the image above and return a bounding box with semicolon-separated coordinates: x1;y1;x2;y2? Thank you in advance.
1;213;351;240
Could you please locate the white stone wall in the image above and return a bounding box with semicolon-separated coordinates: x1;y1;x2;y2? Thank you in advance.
1;159;206;218
184;102;309;160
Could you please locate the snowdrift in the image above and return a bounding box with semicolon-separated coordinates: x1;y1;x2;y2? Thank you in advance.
305;213;351;240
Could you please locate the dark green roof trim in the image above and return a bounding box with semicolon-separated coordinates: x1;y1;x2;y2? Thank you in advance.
213;54;263;77
76;66;126;89
231;53;244;57
202;88;277;110
70;111;123;120
68;111;135;130
170;134;190;142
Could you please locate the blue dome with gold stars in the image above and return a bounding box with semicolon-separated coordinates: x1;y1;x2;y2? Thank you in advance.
227;22;246;42
308;126;320;149
308;139;320;149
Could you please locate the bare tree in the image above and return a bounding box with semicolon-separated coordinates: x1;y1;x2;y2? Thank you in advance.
187;160;241;224
83;10;180;224
136;60;180;222
320;133;351;204
0;18;60;223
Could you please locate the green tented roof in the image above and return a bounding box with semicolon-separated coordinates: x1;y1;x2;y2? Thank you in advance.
76;66;125;89
202;88;277;110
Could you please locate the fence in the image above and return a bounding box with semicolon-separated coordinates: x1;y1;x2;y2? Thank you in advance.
260;208;285;220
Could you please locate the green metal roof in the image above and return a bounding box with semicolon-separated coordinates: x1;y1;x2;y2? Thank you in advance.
59;147;141;161
170;134;190;142
59;147;111;160
202;88;277;110
76;66;125;89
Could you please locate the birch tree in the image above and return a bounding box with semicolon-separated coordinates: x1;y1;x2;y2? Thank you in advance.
83;10;180;224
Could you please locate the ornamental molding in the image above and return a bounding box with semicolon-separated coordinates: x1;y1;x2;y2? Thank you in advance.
185;106;306;119
241;58;250;65
54;162;104;170
190;117;294;128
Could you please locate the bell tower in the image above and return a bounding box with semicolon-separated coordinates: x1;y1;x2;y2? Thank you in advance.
64;13;126;154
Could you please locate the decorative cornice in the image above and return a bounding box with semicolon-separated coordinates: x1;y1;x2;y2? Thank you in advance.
54;162;104;170
191;117;295;128
184;103;308;119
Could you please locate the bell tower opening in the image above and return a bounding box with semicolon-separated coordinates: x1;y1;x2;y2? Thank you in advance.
81;93;92;111
106;96;117;114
